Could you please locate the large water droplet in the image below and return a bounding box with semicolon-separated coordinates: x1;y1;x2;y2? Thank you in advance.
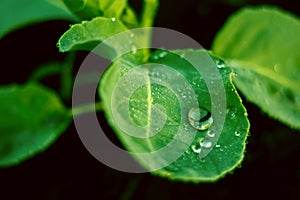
111;17;116;22
188;107;213;130
216;59;225;69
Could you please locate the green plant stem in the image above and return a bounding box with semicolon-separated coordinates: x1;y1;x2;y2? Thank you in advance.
139;0;159;60
60;51;76;100
71;101;103;117
141;0;159;28
29;62;61;81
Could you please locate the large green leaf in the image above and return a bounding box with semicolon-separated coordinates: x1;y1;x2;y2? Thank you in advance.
212;6;300;129
57;16;128;52
99;49;249;182
0;83;71;167
0;0;76;38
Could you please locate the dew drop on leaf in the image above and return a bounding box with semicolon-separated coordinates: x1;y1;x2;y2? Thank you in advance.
234;131;241;137
188;107;213;130
158;51;168;58
191;144;202;153
207;130;215;138
200;139;212;148
227;108;236;119
216;59;225;69
111;17;116;22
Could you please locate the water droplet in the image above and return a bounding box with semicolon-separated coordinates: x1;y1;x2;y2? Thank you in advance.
207;131;215;138
234;131;241;137
215;144;221;148
273;64;280;72
216;59;225;69
111;17;116;22
200;139;212;148
159;51;168;58
131;45;137;54
152;55;159;60
227;108;236;119
244;112;248;117
188;107;213;130
191;145;201;153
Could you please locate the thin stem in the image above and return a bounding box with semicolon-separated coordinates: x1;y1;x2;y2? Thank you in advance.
60;51;76;100
29;62;61;81
71;101;103;117
140;0;159;54
141;0;159;28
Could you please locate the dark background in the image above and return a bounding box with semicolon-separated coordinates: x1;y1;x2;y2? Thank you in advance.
1;0;300;199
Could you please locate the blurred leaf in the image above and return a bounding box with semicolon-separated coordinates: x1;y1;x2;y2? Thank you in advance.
0;0;76;38
0;83;71;167
212;6;300;129
62;0;102;20
99;49;249;182
62;0;129;21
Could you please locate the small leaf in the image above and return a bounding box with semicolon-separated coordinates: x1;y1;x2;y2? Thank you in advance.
0;0;76;38
0;83;71;167
212;6;300;129
62;0;130;23
57;16;128;52
99;49;249;182
62;0;103;20
100;0;128;18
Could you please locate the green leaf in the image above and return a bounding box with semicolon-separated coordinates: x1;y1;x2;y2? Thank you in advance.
0;0;76;39
0;83;71;167
212;6;300;129
57;16;128;52
99;49;249;182
62;0;129;21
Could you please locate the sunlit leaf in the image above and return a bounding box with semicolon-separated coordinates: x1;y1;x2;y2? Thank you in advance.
0;0;76;38
99;49;249;182
0;83;71;167
212;6;300;129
